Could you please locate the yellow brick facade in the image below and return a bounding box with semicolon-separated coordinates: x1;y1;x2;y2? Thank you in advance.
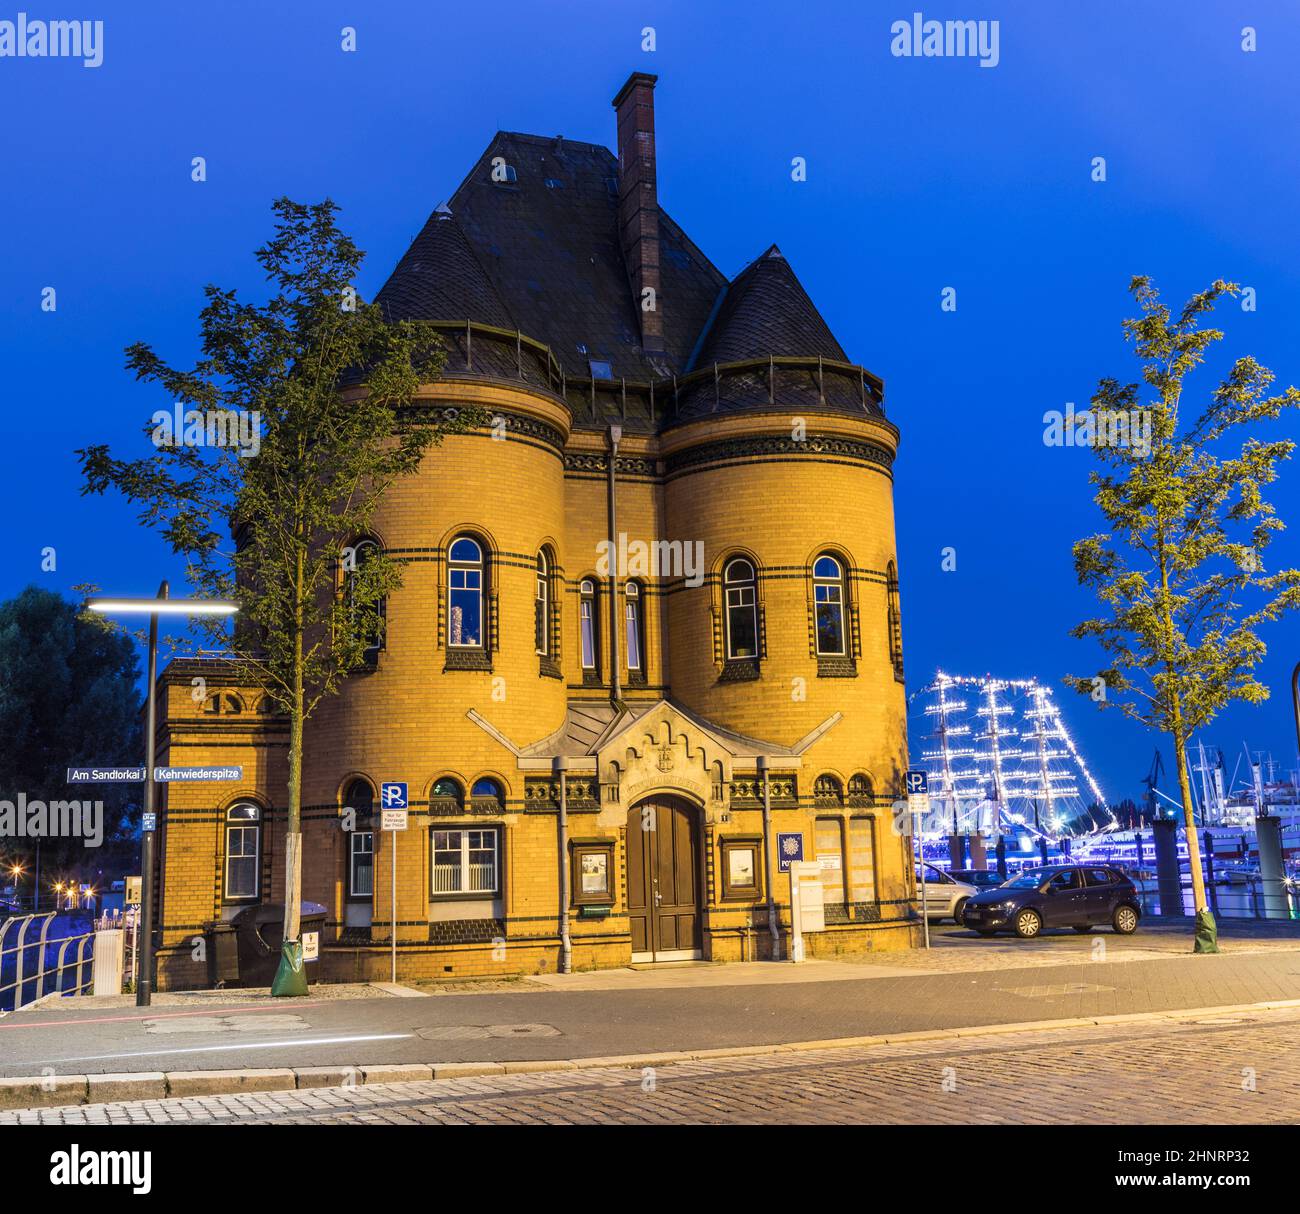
152;375;920;989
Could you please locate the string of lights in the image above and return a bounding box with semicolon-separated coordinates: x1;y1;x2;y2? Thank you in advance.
913;672;1109;838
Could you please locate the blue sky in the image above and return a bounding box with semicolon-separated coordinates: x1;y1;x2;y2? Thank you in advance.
2;0;1298;803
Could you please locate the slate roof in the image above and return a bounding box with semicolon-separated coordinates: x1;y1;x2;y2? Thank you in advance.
375;129;881;429
688;245;847;370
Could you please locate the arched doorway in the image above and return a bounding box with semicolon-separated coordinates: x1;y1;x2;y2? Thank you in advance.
626;796;703;962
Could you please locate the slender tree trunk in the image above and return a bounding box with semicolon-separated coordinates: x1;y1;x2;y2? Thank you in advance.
1155;503;1210;919
1170;706;1208;914
282;542;306;943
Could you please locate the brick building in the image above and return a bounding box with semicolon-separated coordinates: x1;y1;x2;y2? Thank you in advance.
153;73;917;987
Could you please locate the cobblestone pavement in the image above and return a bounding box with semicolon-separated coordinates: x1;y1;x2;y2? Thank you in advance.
7;1006;1298;1125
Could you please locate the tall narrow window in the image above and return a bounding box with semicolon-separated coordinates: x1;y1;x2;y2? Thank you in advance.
886;561;903;677
579;579;598;671
724;558;758;660
847;817;877;904
625;582;643;672
345;538;384;653
814;817;847;907
448;536;484;648
224;803;261;902
813;554;846;656
534;552;549;655
344;779;374;900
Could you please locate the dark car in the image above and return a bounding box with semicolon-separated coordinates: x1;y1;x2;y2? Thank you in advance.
960;864;1141;939
949;869;1007;891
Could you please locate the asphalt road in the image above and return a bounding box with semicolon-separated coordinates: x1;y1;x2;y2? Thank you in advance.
4;946;1300;1078
11;1005;1300;1127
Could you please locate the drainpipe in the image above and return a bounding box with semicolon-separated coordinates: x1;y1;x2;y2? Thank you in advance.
606;423;623;704
555;756;572;974
759;755;781;960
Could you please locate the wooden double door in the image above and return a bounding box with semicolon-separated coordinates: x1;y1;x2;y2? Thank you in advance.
626;797;702;962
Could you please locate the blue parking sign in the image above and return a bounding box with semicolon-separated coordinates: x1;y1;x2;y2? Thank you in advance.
905;769;928;795
381;782;408;810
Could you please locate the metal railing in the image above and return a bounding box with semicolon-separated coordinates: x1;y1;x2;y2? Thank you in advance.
0;913;95;1012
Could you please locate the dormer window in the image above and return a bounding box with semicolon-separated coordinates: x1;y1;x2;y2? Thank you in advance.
589;359;613;380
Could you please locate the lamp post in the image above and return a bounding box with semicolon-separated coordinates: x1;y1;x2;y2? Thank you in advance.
87;582;238;1006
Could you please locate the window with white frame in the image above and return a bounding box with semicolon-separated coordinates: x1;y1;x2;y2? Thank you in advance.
344;537;385;653
448;535;484;648
344;779;374;899
625;582;643;672
724;557;758;660
431;828;499;895
813;554;847;656
579;579;598;671
224;803;261;901
534;551;549;655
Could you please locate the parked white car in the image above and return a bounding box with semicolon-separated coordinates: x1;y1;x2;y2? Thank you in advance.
916;863;979;924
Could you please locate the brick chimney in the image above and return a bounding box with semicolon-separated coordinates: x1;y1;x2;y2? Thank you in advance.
613;72;664;355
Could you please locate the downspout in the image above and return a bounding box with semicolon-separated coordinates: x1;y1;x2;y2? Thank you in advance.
759;755;781;960
607;423;623;705
555;756;572;974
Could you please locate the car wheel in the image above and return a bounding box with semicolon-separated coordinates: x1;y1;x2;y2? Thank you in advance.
1072;925;1094;933
1112;905;1139;935
953;898;969;925
1014;908;1042;939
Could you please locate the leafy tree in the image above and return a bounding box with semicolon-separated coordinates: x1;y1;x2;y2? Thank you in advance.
79;197;468;990
0;586;142;903
1069;277;1300;950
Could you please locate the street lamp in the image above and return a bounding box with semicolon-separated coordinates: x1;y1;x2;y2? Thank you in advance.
87;582;238;1006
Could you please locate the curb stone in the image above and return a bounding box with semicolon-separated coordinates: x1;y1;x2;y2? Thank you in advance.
5;996;1300;1112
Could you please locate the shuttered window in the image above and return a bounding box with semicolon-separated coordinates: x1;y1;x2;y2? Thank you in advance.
814;817;846;905
847;817;876;903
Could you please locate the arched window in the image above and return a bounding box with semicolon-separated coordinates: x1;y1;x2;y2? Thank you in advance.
579;578;599;674
448;536;484;648
723;558;758;660
847;773;874;807
430;777;464;811
470;778;505;811
814;774;844;807
534;553;549;656
813;554;847;656
886;561;903;677
625;581;644;673
345;538;384;654
344;780;374;900
223;802;261;902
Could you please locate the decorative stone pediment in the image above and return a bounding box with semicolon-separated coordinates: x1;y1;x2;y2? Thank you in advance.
595;702;734;826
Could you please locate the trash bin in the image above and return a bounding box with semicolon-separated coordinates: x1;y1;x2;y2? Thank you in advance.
231;903;328;988
206;922;239;987
299;903;327;978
